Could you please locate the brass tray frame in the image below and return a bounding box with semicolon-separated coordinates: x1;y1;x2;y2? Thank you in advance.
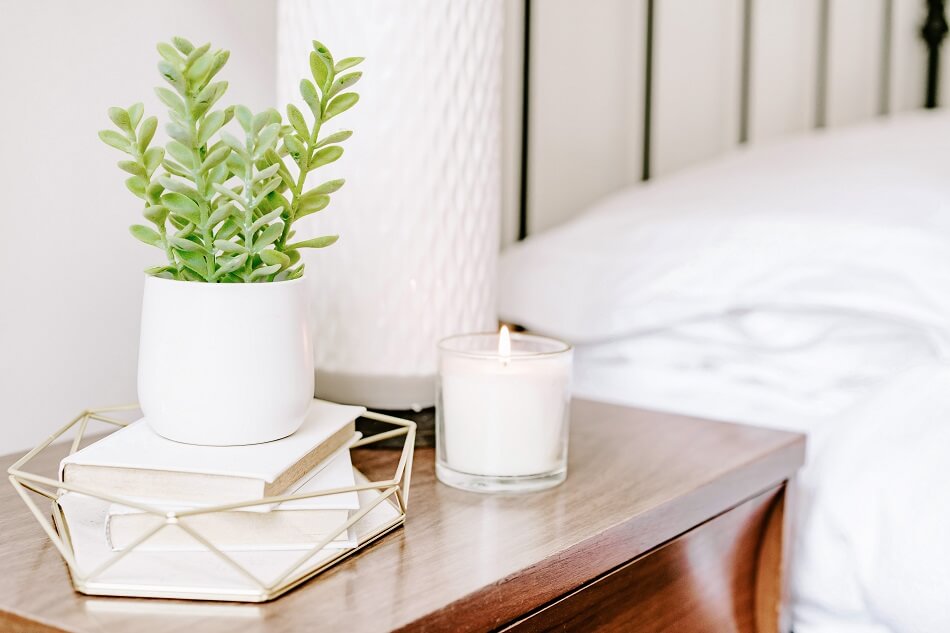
7;405;415;602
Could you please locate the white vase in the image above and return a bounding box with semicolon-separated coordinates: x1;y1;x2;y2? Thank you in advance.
277;0;503;410
137;276;314;446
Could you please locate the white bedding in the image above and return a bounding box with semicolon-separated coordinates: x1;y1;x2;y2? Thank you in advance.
498;111;950;632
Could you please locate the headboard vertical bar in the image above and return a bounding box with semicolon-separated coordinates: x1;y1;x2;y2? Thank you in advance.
517;0;532;241
815;0;831;128
878;0;894;115
923;0;948;108
642;0;655;181
738;0;754;144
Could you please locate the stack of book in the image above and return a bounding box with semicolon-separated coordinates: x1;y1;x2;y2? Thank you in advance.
59;400;366;552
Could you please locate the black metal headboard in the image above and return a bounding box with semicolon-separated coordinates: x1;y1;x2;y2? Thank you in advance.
518;0;949;241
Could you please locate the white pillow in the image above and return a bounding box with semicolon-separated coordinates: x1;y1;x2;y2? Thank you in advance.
499;110;950;345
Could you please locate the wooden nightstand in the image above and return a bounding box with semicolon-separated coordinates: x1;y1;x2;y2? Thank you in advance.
0;399;803;632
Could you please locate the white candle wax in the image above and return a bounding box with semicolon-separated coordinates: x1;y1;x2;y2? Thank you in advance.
438;331;572;479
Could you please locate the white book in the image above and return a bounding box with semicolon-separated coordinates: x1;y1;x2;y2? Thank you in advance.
106;442;360;551
54;470;402;600
60;400;365;505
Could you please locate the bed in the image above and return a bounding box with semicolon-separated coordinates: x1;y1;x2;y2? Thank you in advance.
500;3;950;631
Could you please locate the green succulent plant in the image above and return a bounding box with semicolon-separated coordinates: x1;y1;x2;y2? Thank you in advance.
99;36;362;282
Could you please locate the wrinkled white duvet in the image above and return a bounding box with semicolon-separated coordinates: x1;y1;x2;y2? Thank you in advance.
570;332;950;633
498;111;950;632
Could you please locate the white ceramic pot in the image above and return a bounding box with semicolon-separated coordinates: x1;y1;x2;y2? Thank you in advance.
137;275;314;446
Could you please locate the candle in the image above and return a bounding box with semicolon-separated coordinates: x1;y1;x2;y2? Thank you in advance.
436;327;573;493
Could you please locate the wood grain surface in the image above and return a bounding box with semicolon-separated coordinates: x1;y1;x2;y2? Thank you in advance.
0;399;804;633
501;486;782;632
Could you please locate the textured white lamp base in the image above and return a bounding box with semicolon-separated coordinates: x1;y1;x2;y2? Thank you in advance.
278;0;504;409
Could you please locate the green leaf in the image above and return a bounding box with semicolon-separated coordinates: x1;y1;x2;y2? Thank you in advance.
99;130;130;153
186;50;214;82
155;87;186;117
220;131;247;156
286;104;308;137
175;221;196;238
197;110;226;146
166;122;192;145
312;178;345;195
157;60;185;93
315;130;352;148
287;235;339;249
310;145;343;169
310;50;331;90
255;124;280;158
334;56;365;72
255;223;283;249
284;135;306;165
252;111;271;135
144;204;169;225
260;249;291;267
162;159;191;178
108;107;132;132
144;147;164;174
312;40;334;64
250;263;281;280
299;79;319;112
212;183;245;207
130;224;161;246
234;105;252;132
201;145;230;172
252;163;281;184
207;50;230;82
214;252;249;278
172;36;195;55
324;93;359;120
194;81;228;117
125;176;147;198
168;235;202;252
329;71;361;97
162;192;202;224
215;218;241;241
250;208;283;233
138;116;158;152
158;175;199;198
297;192;330;218
166;141;194;169
118;160;146;177
156;42;183;65
146;182;165;205
127;103;144;128
214;239;245;254
209;203;236;226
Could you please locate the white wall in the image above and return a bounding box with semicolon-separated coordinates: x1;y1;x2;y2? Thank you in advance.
0;0;276;453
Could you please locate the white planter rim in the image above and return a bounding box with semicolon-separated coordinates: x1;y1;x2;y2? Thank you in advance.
144;274;307;289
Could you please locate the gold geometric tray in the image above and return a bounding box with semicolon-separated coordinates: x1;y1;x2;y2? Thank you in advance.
7;405;415;602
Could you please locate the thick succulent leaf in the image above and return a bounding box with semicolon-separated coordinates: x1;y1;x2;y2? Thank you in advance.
325;93;359;120
287;235;339;249
312;178;345;195
315;130;352;148
130;224;161;246
310;145;343;168
260;249;291;268
334;56;364;72
99;130;130;153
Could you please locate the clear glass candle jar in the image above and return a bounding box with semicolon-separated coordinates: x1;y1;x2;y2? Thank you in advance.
436;328;573;493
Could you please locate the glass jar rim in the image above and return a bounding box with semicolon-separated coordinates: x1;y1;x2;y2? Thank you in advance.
438;331;572;360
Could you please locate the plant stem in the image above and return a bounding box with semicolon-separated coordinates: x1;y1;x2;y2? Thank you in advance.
185;99;215;282
278;90;329;250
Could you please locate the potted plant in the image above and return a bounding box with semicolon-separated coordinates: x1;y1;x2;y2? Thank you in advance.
99;36;362;445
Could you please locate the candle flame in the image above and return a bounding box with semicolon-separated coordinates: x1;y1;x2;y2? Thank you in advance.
499;325;511;364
